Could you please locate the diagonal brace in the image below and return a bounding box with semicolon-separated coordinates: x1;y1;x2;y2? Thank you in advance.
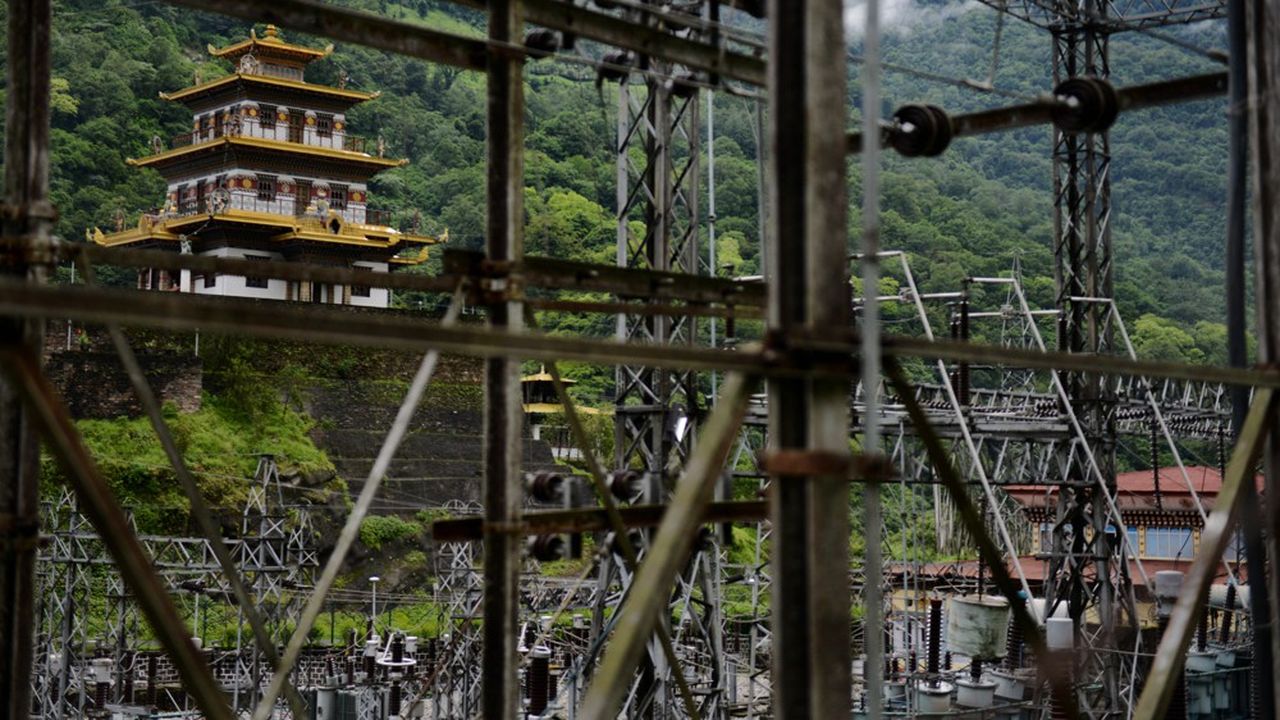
1133;386;1275;719
75;256;310;719
0;346;234;720
579;370;758;718
885;358;1080;720
252;287;465;720
527;309;702;716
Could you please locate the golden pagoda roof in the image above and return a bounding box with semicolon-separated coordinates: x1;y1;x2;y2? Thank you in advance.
523;403;605;416
208;25;332;65
160;73;379;104
128;135;407;172
92;208;440;262
522;366;575;384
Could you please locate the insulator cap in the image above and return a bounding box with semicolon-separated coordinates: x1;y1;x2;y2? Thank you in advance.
670;72;700;99
1050;76;1119;133
605;529;644;557
528;534;566;562
524;29;561;59
525;471;565;503
607;470;640;502
598;51;634;83
890;104;952;157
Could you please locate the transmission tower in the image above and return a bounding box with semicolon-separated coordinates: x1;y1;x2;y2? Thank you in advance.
960;0;1230;713
599;1;730;715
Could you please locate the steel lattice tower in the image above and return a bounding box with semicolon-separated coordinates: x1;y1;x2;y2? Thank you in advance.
607;2;720;716
970;0;1227;713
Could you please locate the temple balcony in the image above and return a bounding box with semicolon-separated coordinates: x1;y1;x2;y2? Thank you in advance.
164;125;383;157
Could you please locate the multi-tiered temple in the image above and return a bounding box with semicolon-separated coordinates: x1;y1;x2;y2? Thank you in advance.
93;25;437;308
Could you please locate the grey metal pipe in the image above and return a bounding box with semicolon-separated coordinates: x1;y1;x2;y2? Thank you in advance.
861;1;886;717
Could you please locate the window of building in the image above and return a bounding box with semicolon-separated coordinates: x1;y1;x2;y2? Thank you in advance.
256;174;277;203
1145;527;1193;560
260;105;276;129
244;255;271;289
330;183;349;211
1038;522;1053;553
1124;526;1139;555
316;113;334;138
177;183;195;214
351;265;372;297
203;273;217;289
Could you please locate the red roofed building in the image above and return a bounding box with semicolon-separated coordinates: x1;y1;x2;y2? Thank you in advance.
891;467;1254;598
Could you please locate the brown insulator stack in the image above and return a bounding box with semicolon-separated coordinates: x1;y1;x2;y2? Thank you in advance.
146;655;157;707
389;681;403;718
1004;595;1026;669
1220;583;1237;644
528;645;552;715
927;598;943;677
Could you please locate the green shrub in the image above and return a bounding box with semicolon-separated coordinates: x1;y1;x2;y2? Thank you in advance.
359;515;423;550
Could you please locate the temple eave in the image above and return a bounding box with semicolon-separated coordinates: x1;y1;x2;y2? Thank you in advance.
128;137;406;171
158;73;377;105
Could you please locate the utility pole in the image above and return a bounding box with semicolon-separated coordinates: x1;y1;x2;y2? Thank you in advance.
768;0;852;717
0;1;53;717
1245;0;1280;712
482;0;525;717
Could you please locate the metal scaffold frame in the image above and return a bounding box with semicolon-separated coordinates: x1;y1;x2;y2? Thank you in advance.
0;0;1278;719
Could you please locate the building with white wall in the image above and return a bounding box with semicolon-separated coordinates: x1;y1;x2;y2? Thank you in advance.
93;25;437;307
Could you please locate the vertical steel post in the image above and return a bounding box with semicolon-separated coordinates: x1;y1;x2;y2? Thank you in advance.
483;0;524;717
1227;0;1275;715
859;0;885;716
1245;0;1280;712
0;1;52;717
768;0;851;717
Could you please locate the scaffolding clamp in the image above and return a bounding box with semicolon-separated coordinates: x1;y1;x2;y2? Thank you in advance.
759;449;851;478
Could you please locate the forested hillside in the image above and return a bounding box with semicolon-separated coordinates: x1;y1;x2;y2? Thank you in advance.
2;0;1240;370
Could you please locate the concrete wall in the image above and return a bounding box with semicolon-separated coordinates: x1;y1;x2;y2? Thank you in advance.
42;338;202;419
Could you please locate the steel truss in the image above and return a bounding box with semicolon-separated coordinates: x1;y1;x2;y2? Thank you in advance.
32;456;316;719
603;2;727;717
1;2;1276;720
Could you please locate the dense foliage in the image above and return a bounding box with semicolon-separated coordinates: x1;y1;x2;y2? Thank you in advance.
0;0;1238;375
0;0;1240;582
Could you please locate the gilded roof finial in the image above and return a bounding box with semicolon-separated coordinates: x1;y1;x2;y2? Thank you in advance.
264;24;280;40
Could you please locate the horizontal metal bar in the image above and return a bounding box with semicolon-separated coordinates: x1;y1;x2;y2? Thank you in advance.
0;280;771;373
161;0;766;85
164;0;488;71
847;72;1227;154
431;500;768;541
527;297;762;319
1;281;1277;388
445;249;766;306
521;0;765;85
26;241;764;309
